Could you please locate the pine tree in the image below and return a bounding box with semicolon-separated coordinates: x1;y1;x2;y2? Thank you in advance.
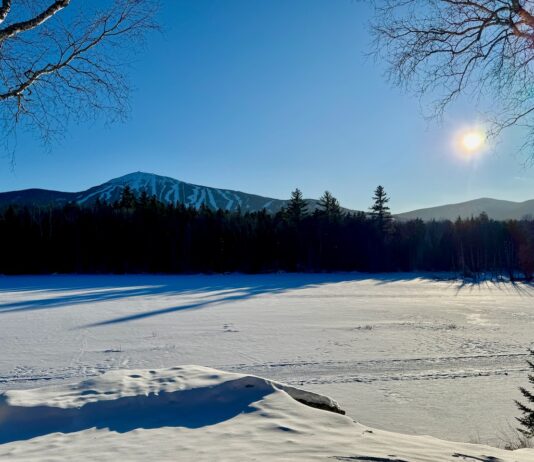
369;185;392;230
286;188;308;223
516;348;534;437
318;191;341;218
138;190;150;208
119;185;137;209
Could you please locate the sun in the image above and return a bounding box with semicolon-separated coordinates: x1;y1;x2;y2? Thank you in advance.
460;130;485;153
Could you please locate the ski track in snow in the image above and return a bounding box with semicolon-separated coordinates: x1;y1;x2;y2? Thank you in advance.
1;273;533;446
76;185;114;204
218;190;234;210
207;189;217;209
188;186;199;206
1;354;528;387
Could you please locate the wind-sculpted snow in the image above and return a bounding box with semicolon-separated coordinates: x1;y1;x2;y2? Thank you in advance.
0;366;338;444
0;365;532;461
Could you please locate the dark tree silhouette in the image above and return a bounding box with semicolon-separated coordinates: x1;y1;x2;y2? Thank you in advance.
286;188;308;223
0;0;158;154
371;0;534;156
1;187;534;277
369;185;391;229
318;191;342;219
119;185;137;209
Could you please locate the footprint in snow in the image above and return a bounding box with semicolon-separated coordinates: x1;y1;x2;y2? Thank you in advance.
223;324;239;333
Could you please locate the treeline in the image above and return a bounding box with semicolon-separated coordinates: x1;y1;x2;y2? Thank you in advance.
1;186;534;279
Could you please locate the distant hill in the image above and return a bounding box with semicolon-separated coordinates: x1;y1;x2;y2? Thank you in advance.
397;198;534;221
0;172;328;214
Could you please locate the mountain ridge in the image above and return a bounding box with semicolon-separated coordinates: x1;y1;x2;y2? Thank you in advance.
3;172;534;220
397;197;534;221
0;172;322;214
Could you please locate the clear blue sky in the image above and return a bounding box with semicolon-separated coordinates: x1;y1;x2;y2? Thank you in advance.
1;0;532;212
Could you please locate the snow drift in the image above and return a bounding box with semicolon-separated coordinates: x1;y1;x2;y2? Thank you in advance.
0;366;532;461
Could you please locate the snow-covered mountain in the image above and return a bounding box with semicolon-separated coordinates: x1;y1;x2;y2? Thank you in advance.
398;197;534;221
4;173;533;220
0;172;321;213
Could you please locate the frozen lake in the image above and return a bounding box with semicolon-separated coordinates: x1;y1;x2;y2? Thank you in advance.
1;273;532;446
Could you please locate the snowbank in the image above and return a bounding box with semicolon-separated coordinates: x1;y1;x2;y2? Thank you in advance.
0;366;532;461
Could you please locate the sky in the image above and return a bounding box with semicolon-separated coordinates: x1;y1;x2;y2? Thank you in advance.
1;0;533;213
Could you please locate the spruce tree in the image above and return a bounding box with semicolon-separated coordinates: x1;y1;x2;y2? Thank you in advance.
318;191;341;218
516;348;534;437
119;185;137;209
370;185;392;230
138;190;150;208
286;188;308;223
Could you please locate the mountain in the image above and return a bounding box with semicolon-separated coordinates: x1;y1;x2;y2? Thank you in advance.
397;197;534;221
4;174;532;220
0;172;323;213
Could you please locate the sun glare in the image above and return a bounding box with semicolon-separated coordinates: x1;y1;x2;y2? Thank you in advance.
453;127;487;159
461;131;485;152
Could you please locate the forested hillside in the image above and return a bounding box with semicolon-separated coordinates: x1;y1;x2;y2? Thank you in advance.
1;186;533;278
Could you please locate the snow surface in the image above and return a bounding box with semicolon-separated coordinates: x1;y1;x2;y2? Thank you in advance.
1;365;532;461
0;273;533;447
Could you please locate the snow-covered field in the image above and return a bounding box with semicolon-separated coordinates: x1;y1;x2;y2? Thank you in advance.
1;273;533;447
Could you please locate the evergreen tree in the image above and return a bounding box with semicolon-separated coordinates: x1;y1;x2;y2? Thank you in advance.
318;191;341;218
516;349;534;437
370;185;392;230
138;190;150;208
2;191;534;276
119;185;137;208
286;188;308;223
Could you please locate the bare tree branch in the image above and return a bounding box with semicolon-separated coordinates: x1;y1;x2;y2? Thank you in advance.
0;0;159;157
371;0;534;157
0;0;70;42
0;0;12;24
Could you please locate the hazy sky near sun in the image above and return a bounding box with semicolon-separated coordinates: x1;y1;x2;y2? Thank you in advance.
1;0;533;212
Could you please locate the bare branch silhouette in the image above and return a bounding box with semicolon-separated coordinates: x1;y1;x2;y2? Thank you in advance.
0;0;158;158
371;0;534;157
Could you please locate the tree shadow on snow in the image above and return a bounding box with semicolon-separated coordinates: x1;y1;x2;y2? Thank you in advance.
452;454;503;462
334;455;503;462
451;279;534;297
0;273;346;317
0;273;408;326
1;273;532;327
369;273;534;297
333;456;410;462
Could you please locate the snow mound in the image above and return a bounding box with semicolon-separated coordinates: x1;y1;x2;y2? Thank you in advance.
0;366;532;461
0;365;343;444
